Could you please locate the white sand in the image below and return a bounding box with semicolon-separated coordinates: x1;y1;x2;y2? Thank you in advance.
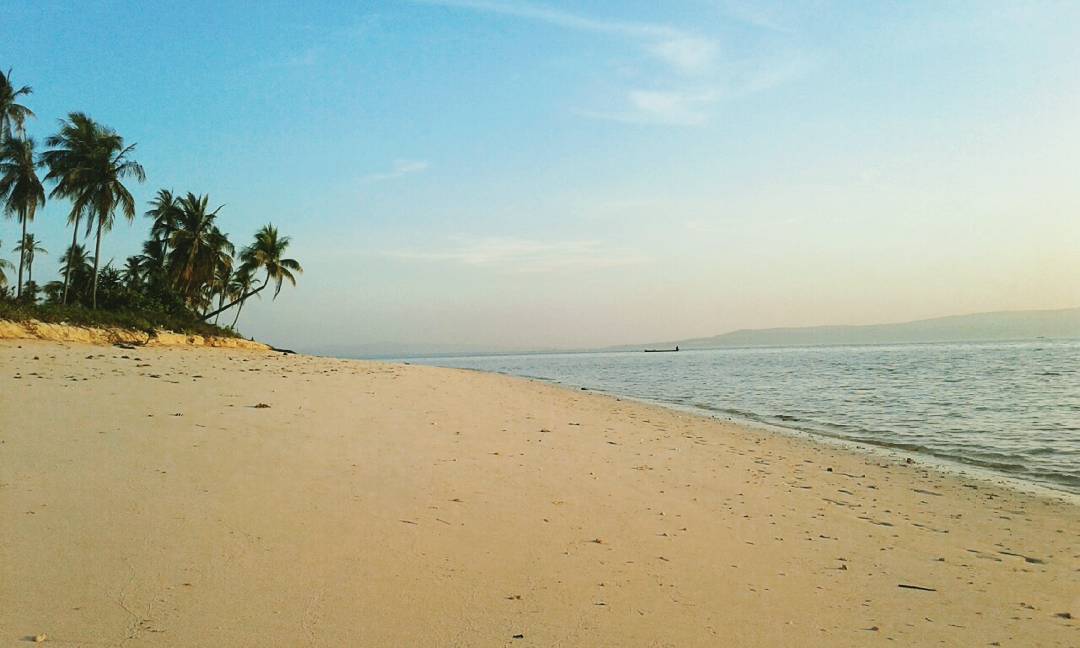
1;341;1077;646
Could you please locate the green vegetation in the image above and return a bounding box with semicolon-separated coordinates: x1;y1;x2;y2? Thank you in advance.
0;67;302;337
0;301;236;338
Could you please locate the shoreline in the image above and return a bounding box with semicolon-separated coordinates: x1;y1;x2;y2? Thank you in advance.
445;365;1080;505
405;348;1080;501
566;382;1080;504
3;341;1077;646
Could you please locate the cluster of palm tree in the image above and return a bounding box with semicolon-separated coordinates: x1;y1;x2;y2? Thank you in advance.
0;67;301;330
128;189;301;327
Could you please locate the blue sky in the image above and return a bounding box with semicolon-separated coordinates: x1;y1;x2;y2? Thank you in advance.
3;1;1079;351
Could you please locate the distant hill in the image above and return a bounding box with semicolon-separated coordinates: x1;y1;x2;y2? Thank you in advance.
623;307;1080;350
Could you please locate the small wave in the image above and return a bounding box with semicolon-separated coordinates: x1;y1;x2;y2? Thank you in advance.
937;454;1028;472
850;438;929;453
1025;446;1066;456
1024;470;1080;487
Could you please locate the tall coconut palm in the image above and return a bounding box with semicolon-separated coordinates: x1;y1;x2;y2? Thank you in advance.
166;193;232;308
145;189;180;257
0;136;45;298
0;68;34;140
12;233;45;293
201;224;301;321
41;113;98;304
42;113;145;308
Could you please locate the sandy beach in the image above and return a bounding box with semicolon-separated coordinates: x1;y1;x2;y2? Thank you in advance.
1;341;1077;647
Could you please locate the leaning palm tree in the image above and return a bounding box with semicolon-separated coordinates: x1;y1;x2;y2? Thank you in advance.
0;68;34;139
241;224;302;297
0;137;45;298
12;233;46;294
200;224;301;321
42;113;145;308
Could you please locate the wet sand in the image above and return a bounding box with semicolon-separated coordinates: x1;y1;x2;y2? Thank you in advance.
1;341;1077;646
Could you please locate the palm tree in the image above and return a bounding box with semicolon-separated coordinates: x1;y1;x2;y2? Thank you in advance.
43;280;65;304
209;263;232;324
242;224;302;297
227;266;255;329
122;255;144;290
12;233;45;294
0;68;34;140
41;113;98;304
201;224;301;321
166;193;232;308
0;137;46;298
145;189;180;257
138;236;168;295
42;113;145;308
57;243;94;305
21;279;40;303
204;229;233;315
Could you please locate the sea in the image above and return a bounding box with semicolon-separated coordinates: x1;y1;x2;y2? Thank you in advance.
406;339;1080;496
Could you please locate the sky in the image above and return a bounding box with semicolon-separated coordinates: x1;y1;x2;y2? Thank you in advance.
3;0;1079;352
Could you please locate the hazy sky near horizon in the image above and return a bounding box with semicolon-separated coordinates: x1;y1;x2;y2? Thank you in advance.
3;0;1080;350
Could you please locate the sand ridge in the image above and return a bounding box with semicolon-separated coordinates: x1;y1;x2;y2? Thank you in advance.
0;319;271;350
1;341;1077;646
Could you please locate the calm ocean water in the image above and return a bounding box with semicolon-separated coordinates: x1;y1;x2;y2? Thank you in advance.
409;340;1080;495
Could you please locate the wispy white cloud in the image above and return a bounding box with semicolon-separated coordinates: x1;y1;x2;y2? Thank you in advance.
413;0;814;126
579;89;723;126
647;37;719;76
413;0;666;38
388;236;648;272
361;159;431;183
413;0;717;75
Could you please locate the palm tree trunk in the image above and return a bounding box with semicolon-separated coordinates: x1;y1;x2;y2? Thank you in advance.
200;275;269;322
214;291;225;325
92;218;102;310
231;297;246;329
15;212;26;299
184;243;199;306
62;213;81;306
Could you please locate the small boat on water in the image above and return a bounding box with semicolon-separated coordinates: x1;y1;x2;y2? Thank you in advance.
644;345;679;353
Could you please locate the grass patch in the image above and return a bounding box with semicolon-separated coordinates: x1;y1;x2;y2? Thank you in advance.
0;301;240;338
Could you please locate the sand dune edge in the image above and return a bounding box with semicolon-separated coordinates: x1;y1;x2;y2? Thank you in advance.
0;318;271;350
